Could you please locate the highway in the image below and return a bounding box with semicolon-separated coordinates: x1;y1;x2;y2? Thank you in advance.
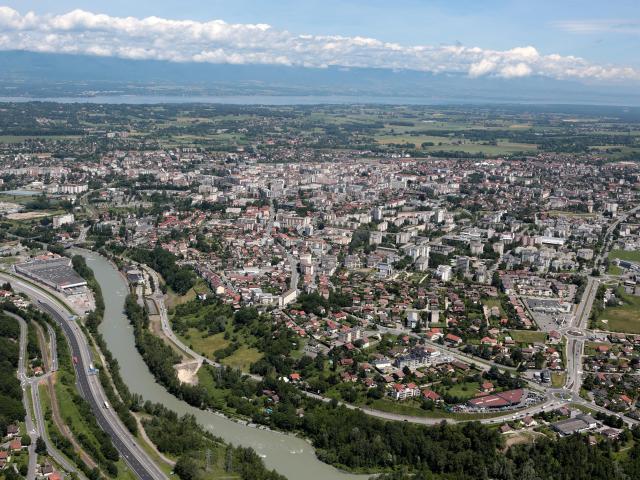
14;313;37;480
1;273;167;480
46;323;58;372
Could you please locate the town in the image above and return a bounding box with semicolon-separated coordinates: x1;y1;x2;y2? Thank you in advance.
1;102;639;480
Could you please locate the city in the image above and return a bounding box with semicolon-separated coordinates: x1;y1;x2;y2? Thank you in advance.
1;2;640;480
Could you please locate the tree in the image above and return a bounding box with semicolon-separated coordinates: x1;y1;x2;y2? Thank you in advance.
175;455;200;480
36;436;47;455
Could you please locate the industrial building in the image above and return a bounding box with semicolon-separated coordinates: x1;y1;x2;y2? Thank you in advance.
15;256;87;292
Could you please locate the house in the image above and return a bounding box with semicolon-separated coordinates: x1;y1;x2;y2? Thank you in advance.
444;333;462;346
500;424;514;434
425;328;443;341
9;439;22;452
481;381;494;393
0;450;9;467
5;425;18;438
421;389;442;403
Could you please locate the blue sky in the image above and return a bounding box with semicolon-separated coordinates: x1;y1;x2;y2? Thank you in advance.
1;1;639;82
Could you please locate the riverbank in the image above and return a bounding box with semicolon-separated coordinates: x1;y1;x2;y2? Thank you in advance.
76;248;368;480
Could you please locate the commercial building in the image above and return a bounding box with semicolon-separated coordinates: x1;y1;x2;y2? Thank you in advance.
15;256;87;292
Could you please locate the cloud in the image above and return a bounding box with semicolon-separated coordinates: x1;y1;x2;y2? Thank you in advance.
0;7;639;83
553;19;640;35
499;63;532;78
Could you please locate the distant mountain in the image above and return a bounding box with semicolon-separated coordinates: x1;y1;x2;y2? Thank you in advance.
1;50;639;105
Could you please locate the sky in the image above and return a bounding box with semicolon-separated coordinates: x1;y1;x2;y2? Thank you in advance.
1;0;639;84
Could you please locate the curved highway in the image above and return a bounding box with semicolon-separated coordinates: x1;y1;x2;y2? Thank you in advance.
1;273;167;480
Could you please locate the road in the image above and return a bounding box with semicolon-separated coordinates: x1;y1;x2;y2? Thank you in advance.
46;323;58;372
1;273;167;480
142;262;561;425
13;313;37;480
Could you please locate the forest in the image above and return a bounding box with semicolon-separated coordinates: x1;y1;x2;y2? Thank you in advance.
128;246;196;295
0;313;25;437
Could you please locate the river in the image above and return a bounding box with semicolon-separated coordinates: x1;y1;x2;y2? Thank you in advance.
76;249;366;480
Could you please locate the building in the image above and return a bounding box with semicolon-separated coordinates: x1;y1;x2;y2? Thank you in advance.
552;414;598;436
15;256;87;292
467;389;524;409
53;213;75;228
436;265;452;281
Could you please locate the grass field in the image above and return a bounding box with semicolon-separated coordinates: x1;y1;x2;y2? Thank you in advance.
0;135;82;143
364;397;513;421
608;249;640;263
443;381;481;401
599;291;640;334
483;297;505;316
181;328;229;357
551;372;566;388
607;264;624;275
221;345;262;372
508;330;548;344
375;133;536;155
165;278;210;309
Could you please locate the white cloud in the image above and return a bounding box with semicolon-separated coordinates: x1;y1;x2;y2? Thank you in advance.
0;7;638;83
553;19;640;35
499;62;532;78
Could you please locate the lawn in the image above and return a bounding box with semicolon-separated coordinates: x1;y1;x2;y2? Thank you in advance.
364;397;511;421
165;278;210;309
599;291;640;334
221;345;263;372
181;328;229;358
483;297;505;316
551;372;566;388
607;264;623;275
442;381;481;401
508;330;548;344
608;249;640;263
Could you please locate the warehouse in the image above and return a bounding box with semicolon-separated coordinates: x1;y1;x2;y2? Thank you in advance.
15;256;87;292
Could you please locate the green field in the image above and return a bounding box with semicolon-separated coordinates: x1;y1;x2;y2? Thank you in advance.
0;135;82;143
364;397;512;421
483;297;505;316
508;330;548;344
608;249;640;263
181;328;229;357
375;133;536;155
551;372;566;388
221;345;263;372
443;381;481;401
607;264;624;275
599;291;640;334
